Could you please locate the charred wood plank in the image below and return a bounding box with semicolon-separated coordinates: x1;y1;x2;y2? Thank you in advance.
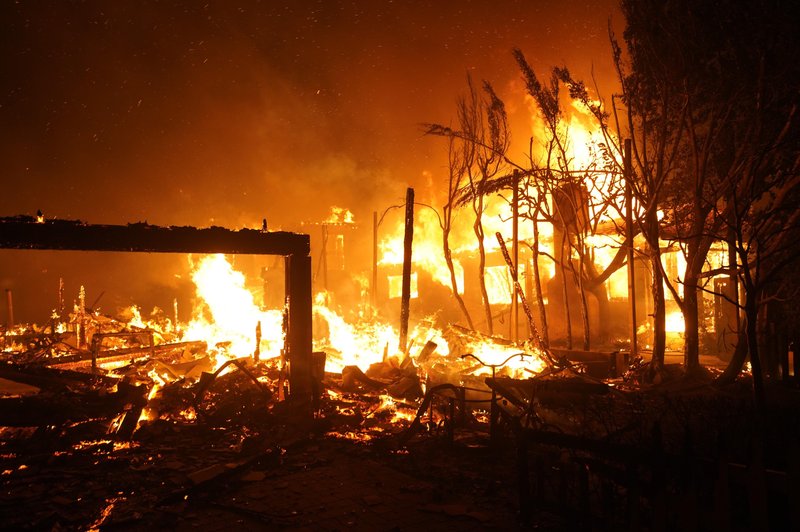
48;340;208;368
341;365;386;392
0;361;118;391
0;216;314;407
0;217;309;256
0;385;144;426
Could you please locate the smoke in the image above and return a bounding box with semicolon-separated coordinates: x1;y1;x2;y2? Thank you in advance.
0;0;620;321
0;0;619;223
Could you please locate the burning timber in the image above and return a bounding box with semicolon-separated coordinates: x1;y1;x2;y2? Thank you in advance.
0;214;314;400
1;215;799;530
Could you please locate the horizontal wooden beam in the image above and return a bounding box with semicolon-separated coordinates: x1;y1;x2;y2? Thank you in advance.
0;215;309;256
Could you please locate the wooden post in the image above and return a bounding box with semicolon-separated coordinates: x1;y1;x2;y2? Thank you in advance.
399;187;414;354
90;335;99;373
372;211;378;307
624;139;638;358
285;253;313;404
4;289;13;329
321;224;329;291
58;277;64;318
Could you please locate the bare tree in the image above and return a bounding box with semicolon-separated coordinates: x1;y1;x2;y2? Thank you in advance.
715;109;800;404
515;51;631;351
424;76;511;335
442;135;475;329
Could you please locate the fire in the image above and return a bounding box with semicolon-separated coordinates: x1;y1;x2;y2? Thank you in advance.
313;290;453;373
136;369;166;425
665;311;685;334
180;254;284;361
314;292;399;372
324;206;355;224
101;250;548;433
379;207;463;291
375;394;416;423
464;341;546;378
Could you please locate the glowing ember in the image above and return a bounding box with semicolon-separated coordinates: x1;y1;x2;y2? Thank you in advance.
375;394;417;423
87;496;124;531
464;341;546;378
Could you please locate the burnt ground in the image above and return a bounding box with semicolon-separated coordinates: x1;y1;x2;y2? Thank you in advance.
0;411;562;531
1;366;799;531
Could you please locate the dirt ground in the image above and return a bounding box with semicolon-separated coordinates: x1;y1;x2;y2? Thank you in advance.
0;416;564;531
2;357;798;531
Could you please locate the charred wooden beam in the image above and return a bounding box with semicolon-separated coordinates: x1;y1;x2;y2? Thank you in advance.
398;187;414;353
285;252;312;402
0;216;310;256
49;340;208;369
5;289;13;329
0;384;144;426
0;361;118;391
0;215;314;407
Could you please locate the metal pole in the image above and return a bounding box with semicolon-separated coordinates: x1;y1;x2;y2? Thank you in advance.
399;188;415;354
624;138;638;358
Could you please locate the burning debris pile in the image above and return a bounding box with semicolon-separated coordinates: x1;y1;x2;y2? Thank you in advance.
0;264;554;436
0;236;558;528
2;217;795;531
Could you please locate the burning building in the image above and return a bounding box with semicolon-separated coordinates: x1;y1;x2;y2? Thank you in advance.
2;0;799;529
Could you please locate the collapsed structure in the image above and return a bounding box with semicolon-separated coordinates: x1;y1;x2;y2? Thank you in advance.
0;215;314;403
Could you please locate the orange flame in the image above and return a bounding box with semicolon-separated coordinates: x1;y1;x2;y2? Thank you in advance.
324;206;355;224
181;254;284;362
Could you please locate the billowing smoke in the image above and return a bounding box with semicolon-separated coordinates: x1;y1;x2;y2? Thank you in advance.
0;0;620;322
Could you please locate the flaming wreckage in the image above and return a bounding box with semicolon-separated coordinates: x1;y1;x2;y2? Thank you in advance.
0;214;795;530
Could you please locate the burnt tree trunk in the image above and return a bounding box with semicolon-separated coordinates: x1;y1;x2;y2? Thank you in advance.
647;208;666;374
559;231;573;350
474;195;493;335
683;273;702;375
531;216;550;347
587;281;610;343
574;244;591;351
443;228;474;330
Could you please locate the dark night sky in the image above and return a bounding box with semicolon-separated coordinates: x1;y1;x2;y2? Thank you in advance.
1;0;620;229
0;0;620;322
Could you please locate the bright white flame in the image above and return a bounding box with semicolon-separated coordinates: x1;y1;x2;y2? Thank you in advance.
465;340;546;378
665;311;685;333
313;294;398;372
181;254;284;360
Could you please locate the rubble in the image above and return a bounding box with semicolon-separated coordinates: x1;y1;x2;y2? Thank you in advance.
1;312;799;530
0;217;797;529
